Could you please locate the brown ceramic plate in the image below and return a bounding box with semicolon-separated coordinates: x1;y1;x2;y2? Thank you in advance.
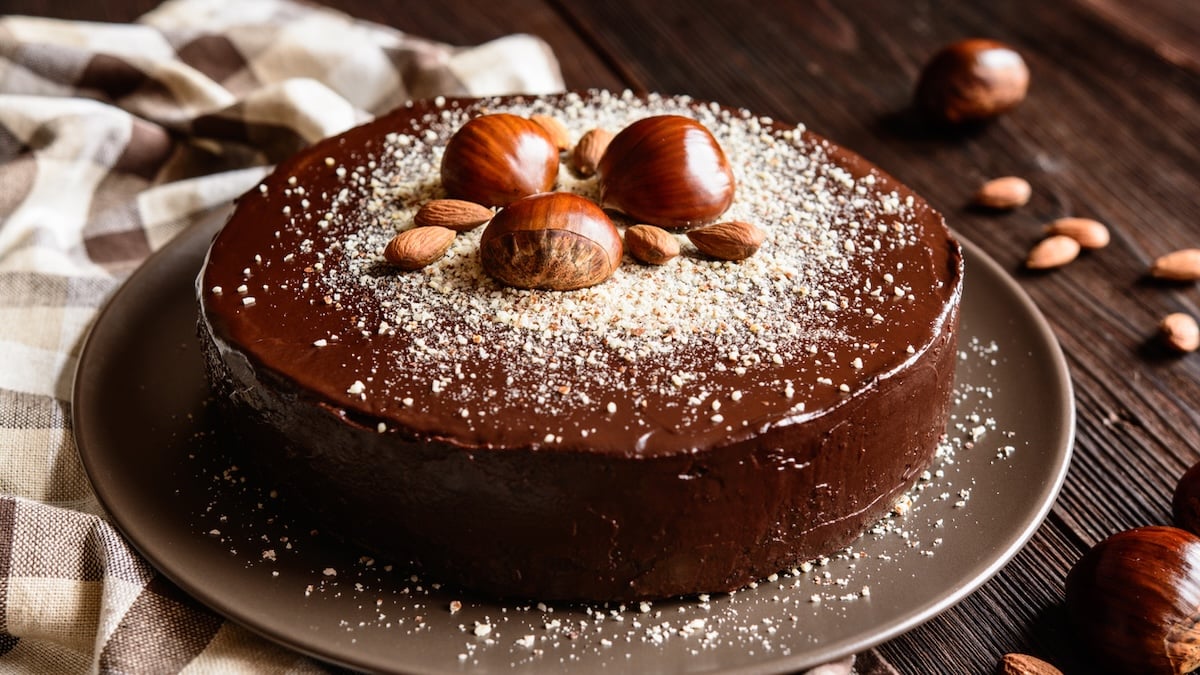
74;208;1073;674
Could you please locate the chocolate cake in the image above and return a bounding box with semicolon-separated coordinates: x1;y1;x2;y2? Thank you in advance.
198;90;964;602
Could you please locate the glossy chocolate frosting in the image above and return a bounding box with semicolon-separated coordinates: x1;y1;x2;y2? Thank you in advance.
198;90;963;601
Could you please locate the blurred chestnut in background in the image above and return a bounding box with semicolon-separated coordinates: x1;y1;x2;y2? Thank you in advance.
1173;460;1200;534
915;38;1029;125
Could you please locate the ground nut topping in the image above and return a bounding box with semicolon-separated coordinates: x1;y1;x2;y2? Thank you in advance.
213;90;956;454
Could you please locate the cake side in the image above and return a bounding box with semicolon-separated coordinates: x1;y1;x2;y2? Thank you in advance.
199;305;957;599
198;90;963;600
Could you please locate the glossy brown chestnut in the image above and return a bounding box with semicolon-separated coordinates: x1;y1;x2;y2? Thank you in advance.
440;113;559;207
597;115;735;230
1173;461;1200;535
915;38;1030;125
1064;526;1200;674
479;192;622;291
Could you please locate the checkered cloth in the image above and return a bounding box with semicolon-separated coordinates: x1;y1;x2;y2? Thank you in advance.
0;1;900;673
0;0;561;671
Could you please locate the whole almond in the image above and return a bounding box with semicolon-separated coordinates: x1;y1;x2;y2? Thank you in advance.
625;224;680;265
1151;248;1200;281
687;220;766;261
973;176;1031;209
414;199;493;232
571;128;614;177
1161;312;1200;353
1026;235;1080;270
383;226;456;271
1045;217;1109;249
530;113;571;151
999;653;1062;675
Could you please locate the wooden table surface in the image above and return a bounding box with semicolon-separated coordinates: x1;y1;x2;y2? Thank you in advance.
10;1;1200;673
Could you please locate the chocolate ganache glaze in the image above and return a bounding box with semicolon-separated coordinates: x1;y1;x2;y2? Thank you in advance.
198;90;964;602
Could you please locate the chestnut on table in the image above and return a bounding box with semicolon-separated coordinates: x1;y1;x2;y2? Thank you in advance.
914;38;1030;125
1064;526;1200;675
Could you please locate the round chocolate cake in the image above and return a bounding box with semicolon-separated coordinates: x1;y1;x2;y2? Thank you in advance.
198;90;963;602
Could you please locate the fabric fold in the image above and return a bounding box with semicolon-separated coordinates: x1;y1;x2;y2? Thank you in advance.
0;0;561;671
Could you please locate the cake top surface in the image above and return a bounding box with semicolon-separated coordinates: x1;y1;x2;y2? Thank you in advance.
200;90;963;457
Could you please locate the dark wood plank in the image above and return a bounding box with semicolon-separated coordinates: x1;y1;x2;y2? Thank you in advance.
1076;0;1200;71
556;1;1200;672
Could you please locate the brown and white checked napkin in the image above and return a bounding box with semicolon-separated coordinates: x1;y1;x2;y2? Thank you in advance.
0;1;900;672
0;0;562;672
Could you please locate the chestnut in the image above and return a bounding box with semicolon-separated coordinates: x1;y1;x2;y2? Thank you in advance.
915;38;1029;125
479;192;622;291
1064;525;1200;674
1173;461;1200;534
440;113;559;207
597;115;735;230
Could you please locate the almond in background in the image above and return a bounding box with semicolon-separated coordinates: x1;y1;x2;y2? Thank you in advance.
1045;217;1109;249
1025;235;1080;270
530;114;571;152
1161;312;1200;353
571;128;614;177
1151;248;1200;281
973;176;1032;209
